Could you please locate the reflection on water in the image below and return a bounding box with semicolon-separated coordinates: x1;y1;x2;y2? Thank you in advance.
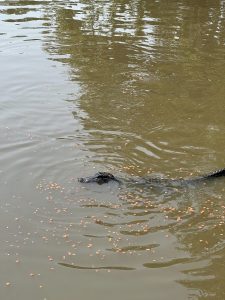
0;0;225;299
41;0;225;175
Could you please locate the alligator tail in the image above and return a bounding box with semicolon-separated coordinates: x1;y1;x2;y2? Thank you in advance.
205;168;225;179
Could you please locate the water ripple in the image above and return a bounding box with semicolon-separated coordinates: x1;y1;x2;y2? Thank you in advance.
58;263;135;271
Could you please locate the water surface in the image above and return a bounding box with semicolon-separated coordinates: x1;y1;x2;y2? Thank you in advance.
1;1;225;299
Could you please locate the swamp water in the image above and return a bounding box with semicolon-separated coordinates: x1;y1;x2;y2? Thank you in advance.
0;1;225;299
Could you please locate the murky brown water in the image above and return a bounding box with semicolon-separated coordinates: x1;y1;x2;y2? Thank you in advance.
1;0;225;299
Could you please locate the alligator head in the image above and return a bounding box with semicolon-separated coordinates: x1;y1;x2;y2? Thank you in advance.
78;172;120;185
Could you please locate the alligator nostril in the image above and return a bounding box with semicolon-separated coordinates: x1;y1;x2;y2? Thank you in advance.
78;177;85;183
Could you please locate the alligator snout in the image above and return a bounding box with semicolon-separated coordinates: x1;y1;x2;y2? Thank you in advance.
78;172;120;185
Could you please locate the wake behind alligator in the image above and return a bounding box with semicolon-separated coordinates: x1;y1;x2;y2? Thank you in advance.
78;168;225;187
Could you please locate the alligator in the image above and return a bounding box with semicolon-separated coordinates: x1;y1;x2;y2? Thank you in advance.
78;168;225;186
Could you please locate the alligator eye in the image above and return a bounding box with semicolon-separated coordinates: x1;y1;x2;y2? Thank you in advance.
97;178;106;185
